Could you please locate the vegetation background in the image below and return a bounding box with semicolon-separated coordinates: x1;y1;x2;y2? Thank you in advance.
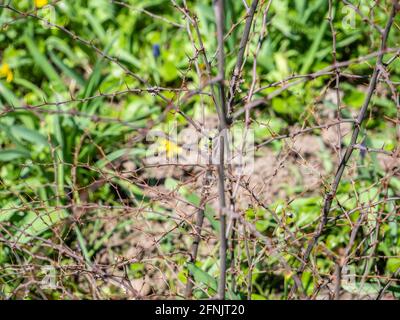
0;0;399;299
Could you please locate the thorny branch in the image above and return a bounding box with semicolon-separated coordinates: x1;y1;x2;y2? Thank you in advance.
0;0;399;300
290;1;399;298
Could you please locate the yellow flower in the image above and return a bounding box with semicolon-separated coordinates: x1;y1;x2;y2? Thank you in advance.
159;138;181;158
34;0;48;8
0;63;13;82
284;271;293;281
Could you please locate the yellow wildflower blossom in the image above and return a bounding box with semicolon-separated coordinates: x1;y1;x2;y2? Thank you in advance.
34;0;48;8
159;138;181;159
0;63;13;82
284;271;293;281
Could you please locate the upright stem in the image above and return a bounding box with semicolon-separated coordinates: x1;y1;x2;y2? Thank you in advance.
214;0;229;130
185;154;213;298
185;211;205;297
227;0;259;116
213;0;229;300
217;134;227;299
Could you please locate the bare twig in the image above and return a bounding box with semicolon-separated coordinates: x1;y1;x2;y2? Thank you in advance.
226;0;259;117
291;2;398;298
